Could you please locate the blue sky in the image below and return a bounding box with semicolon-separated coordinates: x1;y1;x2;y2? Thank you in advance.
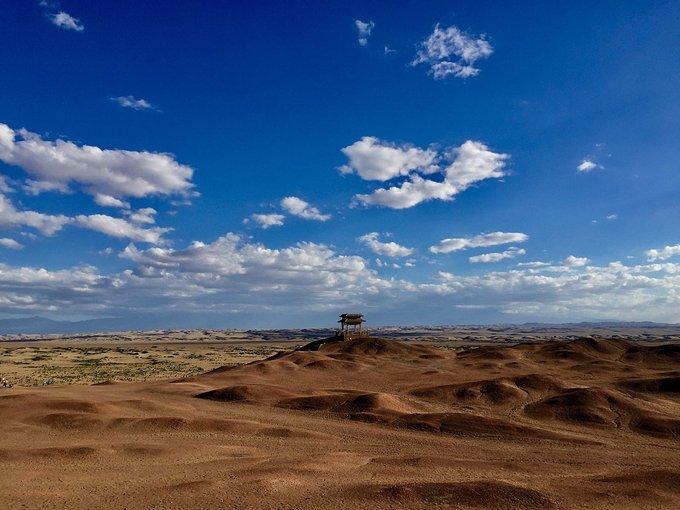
0;1;679;327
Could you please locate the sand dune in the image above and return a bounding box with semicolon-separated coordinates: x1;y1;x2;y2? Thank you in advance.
1;335;679;508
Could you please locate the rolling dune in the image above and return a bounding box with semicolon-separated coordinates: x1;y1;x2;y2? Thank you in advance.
1;335;679;509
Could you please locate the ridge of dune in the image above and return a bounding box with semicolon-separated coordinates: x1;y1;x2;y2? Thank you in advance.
2;334;679;509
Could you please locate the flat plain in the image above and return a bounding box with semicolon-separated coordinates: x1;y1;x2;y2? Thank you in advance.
1;326;678;509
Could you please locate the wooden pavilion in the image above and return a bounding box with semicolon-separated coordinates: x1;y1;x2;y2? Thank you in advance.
338;313;365;339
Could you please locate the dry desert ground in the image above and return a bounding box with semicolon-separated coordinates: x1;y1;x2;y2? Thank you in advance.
1;329;679;509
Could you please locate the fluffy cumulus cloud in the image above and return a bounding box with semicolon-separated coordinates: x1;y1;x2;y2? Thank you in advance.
0;123;195;203
430;232;528;254
109;96;156;111
469;247;526;263
358;232;414;258
281;196;331;221
412;24;493;79
48;11;84;32
347;139;508;209
0;238;24;250
577;159;599;172
0;193;70;236
247;213;285;229
94;194;130;209
562;255;590;267
116;234;390;311
339;136;438;181
0;189;167;244
423;260;680;321
646;244;680;261
74;215;170;244
125;207;157;225
355;20;375;46
1;239;680;322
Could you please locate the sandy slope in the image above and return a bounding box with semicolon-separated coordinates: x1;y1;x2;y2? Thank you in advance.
1;336;679;509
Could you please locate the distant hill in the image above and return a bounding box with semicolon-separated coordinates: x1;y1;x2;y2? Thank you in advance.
0;316;136;335
519;321;677;329
0;316;677;336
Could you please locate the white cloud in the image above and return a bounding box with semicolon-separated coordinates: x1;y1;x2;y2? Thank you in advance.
0;238;24;250
606;214;618;220
94;194;130;209
356;174;455;209
646;244;680;261
0;123;195;203
577;159;598;172
0;175;13;193
125;207;157;225
110;96;155;111
2;236;680;323
49;11;84;32
358;232;414;258
412;24;492;79
280;196;331;221
443;140;508;189
430;232;528;254
119;234;383;299
517;261;551;268
355;20;375;46
0;190;168;243
74;214;169;244
0;193;71;236
469;247;526;263
248;213;285;229
562;255;590;267
339;136;438;181
351;139;509;209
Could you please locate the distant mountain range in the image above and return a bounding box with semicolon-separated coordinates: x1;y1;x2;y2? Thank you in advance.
0;316;677;336
0;316;138;335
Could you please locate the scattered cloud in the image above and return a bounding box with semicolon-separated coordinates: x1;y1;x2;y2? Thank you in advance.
384;46;396;55
577;159;599;172
247;213;285;229
358;232;414;258
469;247;526;263
118;234;383;301
125;207;157;225
0;238;24;250
349;139;508;209
74;214;170;244
110;96;156;111
646;244;680;261
280;196;331;221
0;190;168;244
606;214;618;220
430;232;528;254
94;194;130;209
561;255;590;267
517;261;551;268
412;24;492;79
48;11;84;32
340;136;438;181
1;240;680;322
0;123;195;203
0;193;70;236
355;20;375;46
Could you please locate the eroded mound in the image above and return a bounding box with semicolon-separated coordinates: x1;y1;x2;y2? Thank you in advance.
299;336;440;358
197;384;296;403
618;375;680;394
411;373;566;406
525;386;680;437
277;391;417;422
374;481;556;509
